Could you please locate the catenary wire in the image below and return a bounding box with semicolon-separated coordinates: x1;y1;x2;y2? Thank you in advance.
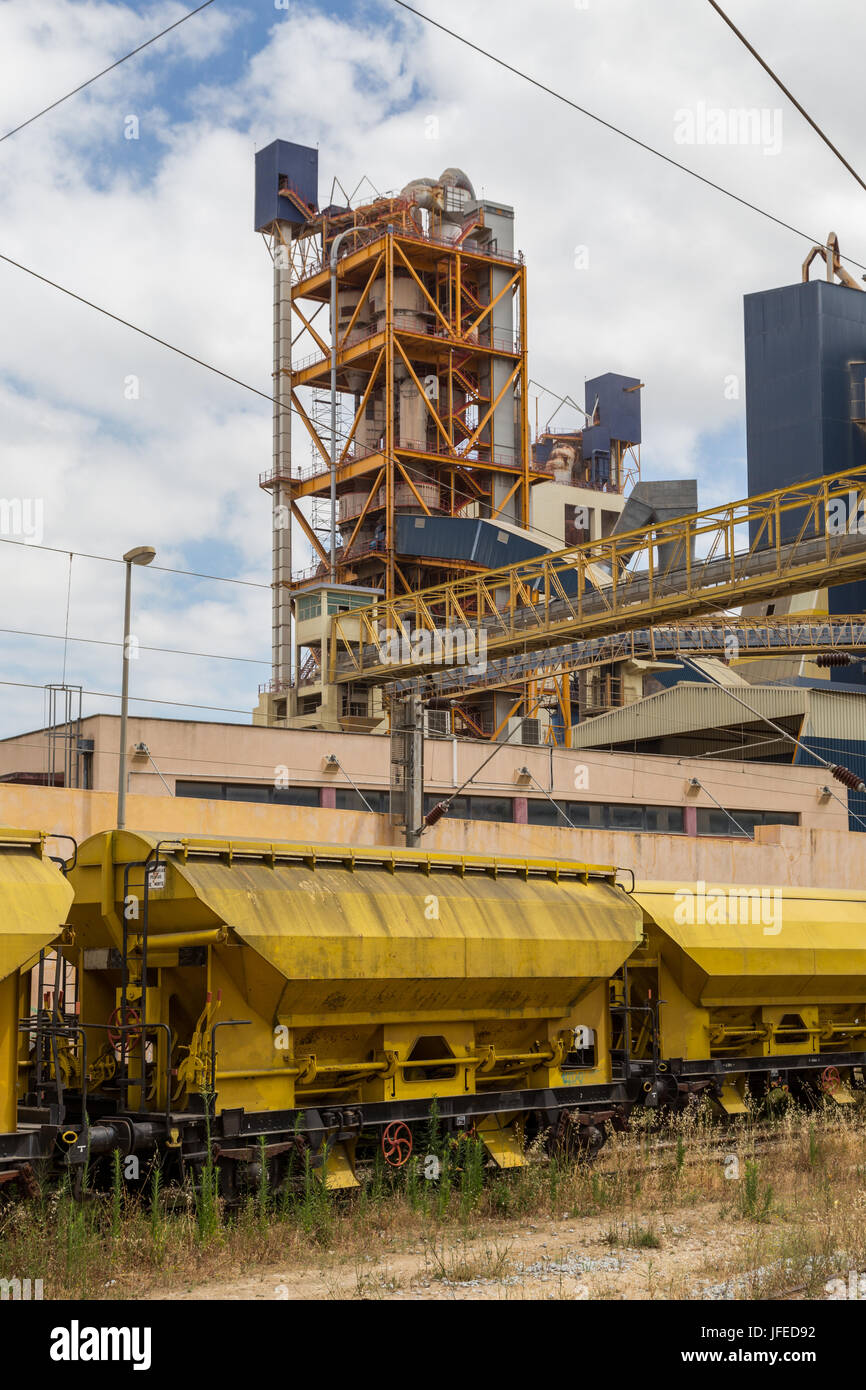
0;626;269;666
706;0;866;196
390;0;866;275
0;679;249;717
0;1;217;143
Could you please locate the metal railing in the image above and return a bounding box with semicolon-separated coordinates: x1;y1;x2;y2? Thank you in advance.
329;464;866;684
381;615;866;701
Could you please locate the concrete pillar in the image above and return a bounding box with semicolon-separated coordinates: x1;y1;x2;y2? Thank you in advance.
684;804;698;836
320;786;336;810
513;796;528;824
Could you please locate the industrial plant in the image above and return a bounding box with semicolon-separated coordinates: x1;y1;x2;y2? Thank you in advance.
2;118;866;1300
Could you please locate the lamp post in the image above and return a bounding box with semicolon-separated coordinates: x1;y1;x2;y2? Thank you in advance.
117;545;156;829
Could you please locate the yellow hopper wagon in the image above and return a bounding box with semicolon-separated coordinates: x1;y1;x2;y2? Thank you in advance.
53;831;642;1190
0;830;74;1190
626;882;866;1114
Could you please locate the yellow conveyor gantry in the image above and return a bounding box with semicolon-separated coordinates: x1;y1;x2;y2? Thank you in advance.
330;464;866;684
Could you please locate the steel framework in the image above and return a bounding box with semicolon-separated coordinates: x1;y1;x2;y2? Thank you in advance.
330;464;866;684
260;197;533;601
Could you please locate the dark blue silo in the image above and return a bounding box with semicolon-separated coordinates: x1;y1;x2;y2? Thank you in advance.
744;279;866;684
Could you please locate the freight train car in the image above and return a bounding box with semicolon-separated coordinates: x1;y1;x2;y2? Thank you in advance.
624;881;866;1113
43;831;642;1189
1;832;864;1195
0;829;74;1189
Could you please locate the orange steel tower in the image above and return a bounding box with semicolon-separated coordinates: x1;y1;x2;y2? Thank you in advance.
258;159;532;604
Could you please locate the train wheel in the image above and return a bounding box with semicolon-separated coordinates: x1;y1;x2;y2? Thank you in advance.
381;1122;413;1168
820;1066;841;1094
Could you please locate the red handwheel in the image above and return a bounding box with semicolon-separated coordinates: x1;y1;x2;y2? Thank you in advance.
820;1066;841;1093
108;1006;142;1053
381;1121;413;1168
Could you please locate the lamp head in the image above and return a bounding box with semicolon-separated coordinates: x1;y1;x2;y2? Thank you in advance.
123;545;156;566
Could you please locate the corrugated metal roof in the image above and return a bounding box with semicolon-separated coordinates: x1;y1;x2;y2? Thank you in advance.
805;687;866;741
570;683;809;748
571;680;866;749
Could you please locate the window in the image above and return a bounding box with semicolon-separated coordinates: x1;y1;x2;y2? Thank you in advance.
334;789;388;813
327;592;371;615
273;786;320;807
177;781;321;807
225;784;271;803
176;781;225;800
696;808;799;838
525;800;685;833
296;595;321;623
423;794;515;823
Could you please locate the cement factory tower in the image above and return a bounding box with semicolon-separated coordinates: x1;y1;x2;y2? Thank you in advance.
253;140;640;735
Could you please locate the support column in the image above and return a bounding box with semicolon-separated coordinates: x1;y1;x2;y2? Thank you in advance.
272;226;293;689
397;694;424;848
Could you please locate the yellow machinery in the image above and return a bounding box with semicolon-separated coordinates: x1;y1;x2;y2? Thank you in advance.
629;882;866;1110
0;831;72;1136
61;830;642;1184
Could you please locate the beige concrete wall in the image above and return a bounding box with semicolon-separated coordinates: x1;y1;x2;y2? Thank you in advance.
531;482;626;546
0;784;862;890
0;715;844;832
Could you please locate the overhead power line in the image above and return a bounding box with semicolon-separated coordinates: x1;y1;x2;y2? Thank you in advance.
706;0;866;196
0;535;270;590
1;0;216;143
0;679;249;718
0;626;268;666
390;0;866;275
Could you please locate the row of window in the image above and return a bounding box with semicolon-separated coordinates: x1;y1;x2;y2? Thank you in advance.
296;591;372;623
174;782;799;837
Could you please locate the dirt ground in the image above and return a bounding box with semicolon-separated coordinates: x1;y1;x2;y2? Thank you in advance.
154;1204;791;1302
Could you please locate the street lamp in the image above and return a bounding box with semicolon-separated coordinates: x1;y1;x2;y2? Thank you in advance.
116;545;156;829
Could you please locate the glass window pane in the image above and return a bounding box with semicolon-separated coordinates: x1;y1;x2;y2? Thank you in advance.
526;798;564;826
273;786;320;807
644;805;685;834
467;797;513;822
335;789;387;813
175;781;225;800
225;784;272;803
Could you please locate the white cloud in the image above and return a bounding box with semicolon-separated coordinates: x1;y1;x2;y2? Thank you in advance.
1;0;865;738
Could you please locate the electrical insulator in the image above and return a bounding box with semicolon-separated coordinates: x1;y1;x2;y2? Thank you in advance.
423;801;448;828
816;652;853;667
830;764;866;792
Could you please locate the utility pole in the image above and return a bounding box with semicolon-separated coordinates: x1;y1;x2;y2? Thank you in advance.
391;695;424;847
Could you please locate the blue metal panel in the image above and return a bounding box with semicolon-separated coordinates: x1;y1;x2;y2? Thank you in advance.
797;736;866;831
584;372;641;444
394;516;546;568
254;139;318;232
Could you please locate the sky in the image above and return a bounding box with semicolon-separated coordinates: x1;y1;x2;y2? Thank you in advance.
1;0;865;747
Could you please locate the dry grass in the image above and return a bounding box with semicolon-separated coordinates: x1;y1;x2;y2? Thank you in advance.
1;1098;865;1300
